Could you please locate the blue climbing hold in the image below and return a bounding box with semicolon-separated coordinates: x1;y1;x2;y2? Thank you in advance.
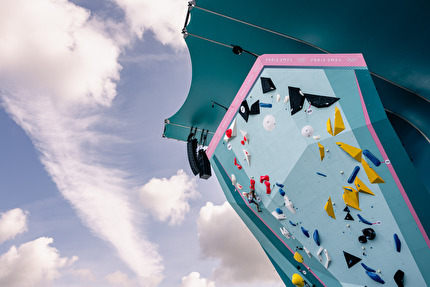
394;234;401;252
276;182;284;188
313;230;320;246
363;150;381;167
357;214;372;225
301;227;310;238
259;102;272;108
279;188;286;196
316;172;327;177
366;271;385;284
276;208;283;215
289;220;297;226
347;166;360;184
361;263;376;272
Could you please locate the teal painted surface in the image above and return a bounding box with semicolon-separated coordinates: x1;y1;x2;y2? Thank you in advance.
209;62;429;286
164;0;430;187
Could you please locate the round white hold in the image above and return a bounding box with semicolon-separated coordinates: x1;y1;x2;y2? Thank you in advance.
301;125;314;137
240;106;245;113
227;143;232;150
263;115;276;131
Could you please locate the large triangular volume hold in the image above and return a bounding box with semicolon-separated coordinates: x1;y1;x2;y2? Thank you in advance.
343;251;362;268
304;93;340;108
239;100;250;122
288;87;305;115
261;77;276;93
249;100;260;115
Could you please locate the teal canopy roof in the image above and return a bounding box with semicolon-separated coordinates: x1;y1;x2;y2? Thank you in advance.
163;0;429;188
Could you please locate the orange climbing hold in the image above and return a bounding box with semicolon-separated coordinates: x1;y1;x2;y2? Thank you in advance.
354;177;375;195
334;107;345;135
342;186;360;210
318;143;325;161
336;142;362;162
361;159;385;183
325;197;336;219
327;118;333;136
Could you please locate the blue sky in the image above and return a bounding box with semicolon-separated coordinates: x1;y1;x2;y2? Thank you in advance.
0;1;283;286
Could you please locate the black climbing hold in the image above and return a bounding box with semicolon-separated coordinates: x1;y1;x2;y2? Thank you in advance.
394;234;401;252
343;206;350;212
362;228;376;240
358;235;367;243
344;212;354;221
239;100;250;122
343;251;362;268
249;100;260;115
304;93;340;108
394;269;404;287
288;86;305;115
261;77;276;93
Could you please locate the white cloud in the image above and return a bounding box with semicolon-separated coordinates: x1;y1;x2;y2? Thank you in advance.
138;169;199;225
197;202;281;285
181;272;216;287
106;270;138;287
0;0;163;286
0;0;121;107
70;268;96;282
0;237;76;287
0;208;28;245
112;0;188;48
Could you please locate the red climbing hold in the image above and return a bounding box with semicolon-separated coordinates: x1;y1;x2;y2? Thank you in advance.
241;140;245;145
225;129;232;138
234;158;242;170
250;178;256;190
265;181;271;194
260;175;270;183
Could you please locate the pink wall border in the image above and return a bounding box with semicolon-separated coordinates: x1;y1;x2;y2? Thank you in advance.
354;73;430;248
206;54;365;158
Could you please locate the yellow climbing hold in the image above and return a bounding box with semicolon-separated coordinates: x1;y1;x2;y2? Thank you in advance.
325;197;336;219
361;159;385;184
334;107;345;135
327;118;333;136
292;273;305;287
318;143;325;161
355;177;375;195
336;142;362;162
342;186;361;210
294;252;304;263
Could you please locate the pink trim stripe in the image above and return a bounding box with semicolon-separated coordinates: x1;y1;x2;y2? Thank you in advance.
218;160;328;287
355;73;430;248
206;54;366;158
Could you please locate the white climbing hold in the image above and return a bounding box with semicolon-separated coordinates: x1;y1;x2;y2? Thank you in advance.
263;115;276;131
324;249;331;269
243;149;251;166
301;125;314;137
280;227;291;239
276;94;281;102
231;174;236;186
227;143;232;150
272;211;286;220
317;247;324;263
303;246;312;258
313;135;321;140
347;224;350;228
340;171;344;174
236;183;243;189
284;95;290;103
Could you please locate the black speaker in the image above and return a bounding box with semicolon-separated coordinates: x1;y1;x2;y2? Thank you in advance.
187;139;199;176
198;149;211;179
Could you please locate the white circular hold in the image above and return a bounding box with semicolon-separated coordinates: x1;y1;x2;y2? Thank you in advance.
340;171;344;174
301;125;314;137
302;270;307;275
227;143;232;150
263;114;276;131
240;106;245;113
385;159;391;164
306;108;313;114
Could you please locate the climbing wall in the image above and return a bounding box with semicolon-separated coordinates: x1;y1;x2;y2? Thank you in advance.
207;54;429;287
